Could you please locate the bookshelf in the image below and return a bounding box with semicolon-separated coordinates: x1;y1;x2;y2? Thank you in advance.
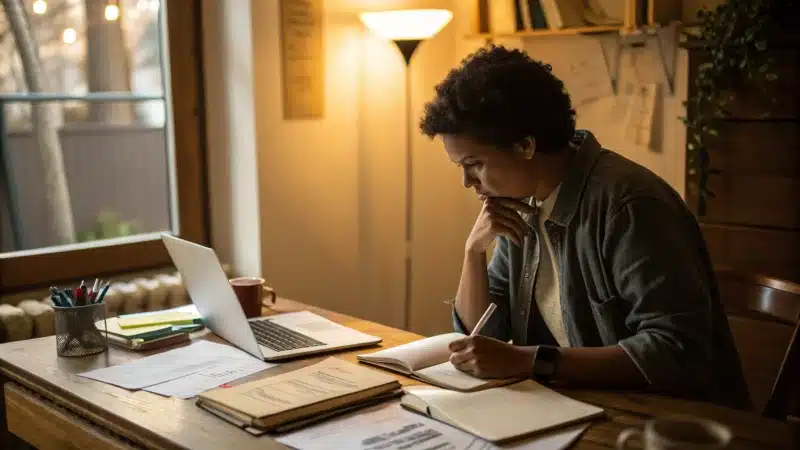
470;24;623;40
469;0;689;40
468;0;700;95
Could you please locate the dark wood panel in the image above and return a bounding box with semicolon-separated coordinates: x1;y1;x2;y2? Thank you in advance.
702;224;800;283
704;175;800;228
709;122;799;177
688;47;799;119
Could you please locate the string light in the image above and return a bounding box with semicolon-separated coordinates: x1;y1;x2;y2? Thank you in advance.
32;0;47;15
62;28;77;44
105;2;120;21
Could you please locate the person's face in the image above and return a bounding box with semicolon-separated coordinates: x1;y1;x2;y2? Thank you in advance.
442;134;534;199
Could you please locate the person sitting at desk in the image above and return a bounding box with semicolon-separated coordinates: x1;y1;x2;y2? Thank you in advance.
418;45;751;411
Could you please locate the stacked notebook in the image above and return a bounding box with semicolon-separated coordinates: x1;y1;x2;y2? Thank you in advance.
97;305;204;351
196;357;402;435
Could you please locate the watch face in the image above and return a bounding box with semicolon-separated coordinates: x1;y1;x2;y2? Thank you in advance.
536;360;555;375
534;346;560;377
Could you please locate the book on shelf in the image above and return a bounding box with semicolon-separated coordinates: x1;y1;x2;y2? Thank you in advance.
539;0;585;29
195;357;402;433
357;332;521;392
401;380;604;443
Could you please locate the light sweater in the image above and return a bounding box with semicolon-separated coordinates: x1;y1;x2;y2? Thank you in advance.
533;185;569;347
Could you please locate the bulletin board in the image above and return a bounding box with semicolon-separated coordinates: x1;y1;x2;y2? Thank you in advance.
280;0;324;119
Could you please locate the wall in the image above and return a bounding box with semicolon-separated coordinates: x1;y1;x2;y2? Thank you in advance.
202;0;262;279
242;0;462;331
204;0;701;336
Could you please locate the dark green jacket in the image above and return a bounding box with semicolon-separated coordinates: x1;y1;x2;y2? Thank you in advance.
454;131;751;411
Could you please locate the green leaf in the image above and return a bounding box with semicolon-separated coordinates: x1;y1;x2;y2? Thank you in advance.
698;62;714;72
765;73;778;81
755;40;767;50
688;143;696;151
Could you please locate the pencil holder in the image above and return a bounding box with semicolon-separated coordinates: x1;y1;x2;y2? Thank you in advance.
53;303;108;357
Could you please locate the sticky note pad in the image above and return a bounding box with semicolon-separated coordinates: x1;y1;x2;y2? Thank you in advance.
117;311;200;329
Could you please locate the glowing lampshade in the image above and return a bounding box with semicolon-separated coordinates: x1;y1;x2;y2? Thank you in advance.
359;9;453;41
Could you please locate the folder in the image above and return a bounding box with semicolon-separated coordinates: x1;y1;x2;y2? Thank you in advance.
196;357;402;433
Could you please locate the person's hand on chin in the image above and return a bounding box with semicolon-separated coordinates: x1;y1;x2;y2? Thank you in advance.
448;335;536;379
466;196;536;250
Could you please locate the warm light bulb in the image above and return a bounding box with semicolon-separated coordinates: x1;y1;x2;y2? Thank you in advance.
105;4;120;21
359;9;453;40
62;28;77;44
32;0;47;15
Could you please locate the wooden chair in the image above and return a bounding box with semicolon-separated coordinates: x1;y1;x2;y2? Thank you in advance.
715;268;800;421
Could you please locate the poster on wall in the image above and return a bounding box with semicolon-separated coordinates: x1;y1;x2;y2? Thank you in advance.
280;0;324;119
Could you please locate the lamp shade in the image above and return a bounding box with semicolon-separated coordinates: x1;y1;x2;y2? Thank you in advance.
359;9;453;40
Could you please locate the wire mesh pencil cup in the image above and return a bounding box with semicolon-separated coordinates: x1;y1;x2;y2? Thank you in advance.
53;302;108;357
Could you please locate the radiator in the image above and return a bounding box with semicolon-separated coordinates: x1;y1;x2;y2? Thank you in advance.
0;265;230;343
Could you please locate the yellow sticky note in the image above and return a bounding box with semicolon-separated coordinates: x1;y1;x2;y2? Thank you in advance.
117;311;198;329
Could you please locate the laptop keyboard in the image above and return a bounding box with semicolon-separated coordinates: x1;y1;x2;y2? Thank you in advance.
249;319;326;352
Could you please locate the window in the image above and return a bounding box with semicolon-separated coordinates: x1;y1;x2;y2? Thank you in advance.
0;0;207;293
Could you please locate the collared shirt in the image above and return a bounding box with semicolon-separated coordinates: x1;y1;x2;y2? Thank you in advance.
454;130;751;411
529;185;569;347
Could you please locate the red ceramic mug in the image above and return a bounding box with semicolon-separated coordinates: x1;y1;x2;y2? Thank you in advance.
229;277;277;318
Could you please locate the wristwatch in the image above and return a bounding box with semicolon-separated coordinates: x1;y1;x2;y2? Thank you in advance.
531;345;560;384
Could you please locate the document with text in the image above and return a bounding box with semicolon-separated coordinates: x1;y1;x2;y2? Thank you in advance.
145;358;276;398
79;340;264;389
275;402;587;450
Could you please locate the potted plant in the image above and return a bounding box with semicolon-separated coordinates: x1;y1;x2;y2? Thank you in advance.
680;0;796;215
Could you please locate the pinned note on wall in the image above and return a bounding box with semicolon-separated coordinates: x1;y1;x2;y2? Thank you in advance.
280;0;324;119
623;82;659;150
524;36;614;109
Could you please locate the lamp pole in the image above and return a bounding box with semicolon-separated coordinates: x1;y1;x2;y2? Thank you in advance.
359;9;452;332
392;39;421;332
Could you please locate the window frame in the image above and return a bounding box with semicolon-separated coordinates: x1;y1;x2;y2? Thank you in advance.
0;0;209;294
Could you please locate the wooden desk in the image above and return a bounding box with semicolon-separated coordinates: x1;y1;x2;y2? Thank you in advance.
0;299;793;449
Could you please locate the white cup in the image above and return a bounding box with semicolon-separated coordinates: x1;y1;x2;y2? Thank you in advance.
617;417;732;450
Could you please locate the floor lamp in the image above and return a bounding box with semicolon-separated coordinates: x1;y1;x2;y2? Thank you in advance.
359;10;453;331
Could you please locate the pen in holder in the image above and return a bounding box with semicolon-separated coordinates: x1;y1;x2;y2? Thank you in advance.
51;279;111;357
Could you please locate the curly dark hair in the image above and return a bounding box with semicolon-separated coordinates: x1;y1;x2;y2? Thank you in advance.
419;45;576;153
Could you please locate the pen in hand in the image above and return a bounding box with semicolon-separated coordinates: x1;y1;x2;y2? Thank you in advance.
470;303;497;337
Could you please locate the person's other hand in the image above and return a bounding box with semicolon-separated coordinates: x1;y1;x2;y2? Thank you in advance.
448;335;535;379
466;197;536;252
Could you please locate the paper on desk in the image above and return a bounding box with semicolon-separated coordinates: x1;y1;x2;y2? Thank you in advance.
275;402;588;450
79;340;262;390
145;358;276;399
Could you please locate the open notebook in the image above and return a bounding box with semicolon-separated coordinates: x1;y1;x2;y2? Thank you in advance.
356;333;519;392
401;380;605;443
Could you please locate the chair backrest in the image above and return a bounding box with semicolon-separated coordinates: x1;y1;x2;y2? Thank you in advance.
715;268;800;419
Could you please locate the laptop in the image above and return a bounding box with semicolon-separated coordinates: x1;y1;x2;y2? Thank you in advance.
161;234;382;361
